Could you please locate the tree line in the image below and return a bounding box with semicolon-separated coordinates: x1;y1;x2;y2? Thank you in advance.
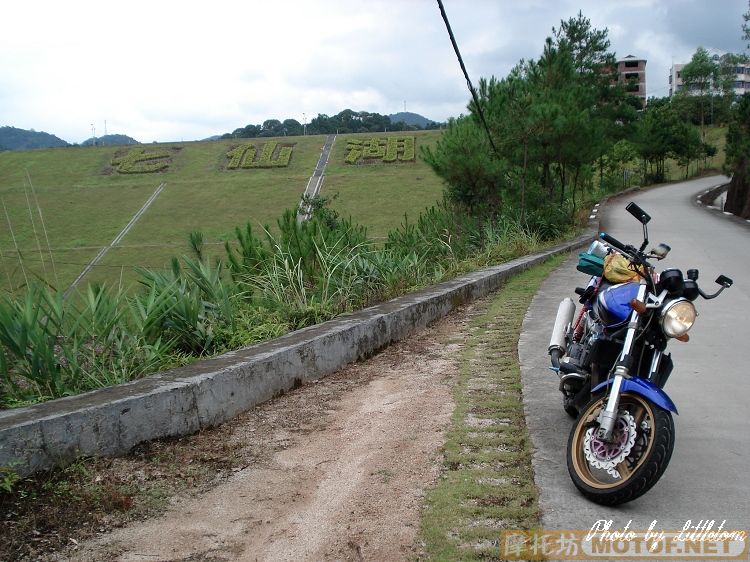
423;9;750;230
221;109;443;140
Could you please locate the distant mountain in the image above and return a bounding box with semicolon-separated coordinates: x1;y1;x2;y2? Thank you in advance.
81;134;139;146
388;112;435;128
0;126;69;151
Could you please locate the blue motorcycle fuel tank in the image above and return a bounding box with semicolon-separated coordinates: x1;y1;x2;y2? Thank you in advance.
595;282;640;327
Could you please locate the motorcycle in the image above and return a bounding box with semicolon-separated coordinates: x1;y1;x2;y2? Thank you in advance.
548;202;733;505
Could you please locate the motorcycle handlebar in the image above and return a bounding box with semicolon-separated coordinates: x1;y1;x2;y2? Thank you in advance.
697;285;729;300
598;232;653;270
599;232;630;255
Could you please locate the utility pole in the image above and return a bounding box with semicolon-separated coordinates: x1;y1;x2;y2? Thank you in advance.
303;112;307;136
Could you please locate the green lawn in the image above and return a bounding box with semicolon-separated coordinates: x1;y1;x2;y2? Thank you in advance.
0;132;447;292
324;130;446;240
0;146;160;290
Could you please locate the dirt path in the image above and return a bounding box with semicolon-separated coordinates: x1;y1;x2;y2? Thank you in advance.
63;308;473;561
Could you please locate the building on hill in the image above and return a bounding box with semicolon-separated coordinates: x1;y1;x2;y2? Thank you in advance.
668;63;685;97
616;55;647;106
669;50;749;98
727;63;750;97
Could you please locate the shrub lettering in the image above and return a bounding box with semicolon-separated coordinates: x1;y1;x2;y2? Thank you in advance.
111;148;172;174
226;142;295;169
345;136;416;164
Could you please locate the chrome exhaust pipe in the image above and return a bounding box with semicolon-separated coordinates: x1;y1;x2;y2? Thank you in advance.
548;298;576;358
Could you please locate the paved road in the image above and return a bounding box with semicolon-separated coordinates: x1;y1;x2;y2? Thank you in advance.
520;176;750;537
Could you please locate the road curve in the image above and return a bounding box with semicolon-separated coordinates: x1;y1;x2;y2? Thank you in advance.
520;176;750;535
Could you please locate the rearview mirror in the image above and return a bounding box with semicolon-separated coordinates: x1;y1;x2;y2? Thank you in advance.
626;202;651;225
716;275;733;288
650;243;671;259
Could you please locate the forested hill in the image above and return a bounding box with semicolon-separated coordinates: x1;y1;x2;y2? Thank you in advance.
222;109;442;139
388;112;435;128
0;126;69;151
81;134;139;146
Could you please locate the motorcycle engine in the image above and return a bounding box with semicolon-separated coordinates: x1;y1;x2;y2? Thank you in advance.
562;311;602;374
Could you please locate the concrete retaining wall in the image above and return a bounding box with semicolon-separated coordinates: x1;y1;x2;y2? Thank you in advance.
0;233;593;476
697;181;730;207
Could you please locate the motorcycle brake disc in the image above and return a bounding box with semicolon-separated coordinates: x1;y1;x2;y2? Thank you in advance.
583;410;637;479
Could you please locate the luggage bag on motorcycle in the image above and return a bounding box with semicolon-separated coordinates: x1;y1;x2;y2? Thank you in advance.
576;240;608;276
576;252;604;276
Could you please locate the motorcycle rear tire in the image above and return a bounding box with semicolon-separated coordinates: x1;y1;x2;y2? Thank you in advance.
563;397;579;418
566;392;674;506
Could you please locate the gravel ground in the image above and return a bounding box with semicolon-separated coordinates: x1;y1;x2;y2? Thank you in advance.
53;310;470;562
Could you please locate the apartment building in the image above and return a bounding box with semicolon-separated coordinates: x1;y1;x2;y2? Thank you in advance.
669;52;749;97
668;63;685;96
617;55;647;105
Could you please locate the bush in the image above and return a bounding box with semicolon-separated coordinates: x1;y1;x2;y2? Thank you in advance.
345;137;416;164
226;142;294;169
111;148;171;174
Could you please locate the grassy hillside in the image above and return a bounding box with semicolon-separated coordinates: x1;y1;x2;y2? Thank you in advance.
324;130;445;240
661;125;728;180
0;131;445;292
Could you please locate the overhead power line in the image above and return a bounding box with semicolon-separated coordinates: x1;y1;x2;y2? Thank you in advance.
436;0;501;158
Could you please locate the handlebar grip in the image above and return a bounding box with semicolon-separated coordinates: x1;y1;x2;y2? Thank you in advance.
598;232;628;253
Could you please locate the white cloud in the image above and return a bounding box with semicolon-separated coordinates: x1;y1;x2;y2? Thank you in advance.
1;0;747;143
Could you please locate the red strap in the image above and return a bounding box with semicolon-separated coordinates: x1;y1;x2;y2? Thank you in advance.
573;276;604;341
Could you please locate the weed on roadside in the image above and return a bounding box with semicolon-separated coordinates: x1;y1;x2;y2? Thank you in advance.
420;255;565;561
0;197;570;408
0;431;246;561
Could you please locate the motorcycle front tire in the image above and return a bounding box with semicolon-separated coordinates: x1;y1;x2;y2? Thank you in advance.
566;392;675;506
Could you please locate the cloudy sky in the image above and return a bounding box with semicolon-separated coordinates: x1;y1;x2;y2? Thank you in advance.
1;0;747;144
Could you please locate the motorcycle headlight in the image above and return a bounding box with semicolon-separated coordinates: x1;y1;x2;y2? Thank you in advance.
660;298;697;338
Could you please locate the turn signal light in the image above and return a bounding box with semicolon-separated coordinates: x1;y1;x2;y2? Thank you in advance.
630;299;647;314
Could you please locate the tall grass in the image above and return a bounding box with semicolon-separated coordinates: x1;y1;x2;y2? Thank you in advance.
0;284;170;404
0;198;557;407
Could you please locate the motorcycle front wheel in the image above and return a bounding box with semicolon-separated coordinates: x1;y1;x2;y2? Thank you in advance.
566;392;674;506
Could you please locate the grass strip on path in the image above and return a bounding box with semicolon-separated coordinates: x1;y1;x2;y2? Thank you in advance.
421;254;565;561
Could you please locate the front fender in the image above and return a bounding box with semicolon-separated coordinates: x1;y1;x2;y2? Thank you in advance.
592;377;678;414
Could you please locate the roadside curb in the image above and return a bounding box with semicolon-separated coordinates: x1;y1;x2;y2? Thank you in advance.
0;232;594;476
693;180;750;230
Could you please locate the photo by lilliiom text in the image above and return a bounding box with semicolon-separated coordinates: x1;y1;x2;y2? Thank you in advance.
499;519;749;560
